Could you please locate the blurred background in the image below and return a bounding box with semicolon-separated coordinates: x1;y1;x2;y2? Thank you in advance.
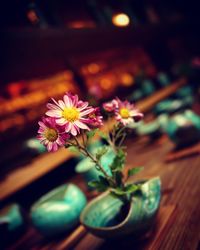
0;0;200;249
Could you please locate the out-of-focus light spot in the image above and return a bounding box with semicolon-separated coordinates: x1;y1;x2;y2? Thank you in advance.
88;63;100;74
27;10;39;24
63;70;74;80
121;73;134;86
100;78;112;90
112;13;130;27
68;21;95;29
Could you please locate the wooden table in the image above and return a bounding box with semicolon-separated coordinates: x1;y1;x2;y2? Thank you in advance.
6;133;200;250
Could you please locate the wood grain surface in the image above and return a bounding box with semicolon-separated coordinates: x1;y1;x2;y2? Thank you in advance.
5;131;200;250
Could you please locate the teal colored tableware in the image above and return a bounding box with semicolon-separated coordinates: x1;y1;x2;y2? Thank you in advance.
141;79;155;95
80;177;161;239
75;140;103;161
165;110;200;147
31;184;87;236
154;99;192;115
136;120;162;139
0;204;25;234
157;72;170;87
75;148;114;187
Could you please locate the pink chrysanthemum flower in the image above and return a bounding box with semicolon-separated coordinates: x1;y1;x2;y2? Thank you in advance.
37;117;69;152
103;99;118;112
46;93;94;136
115;98;143;126
87;107;103;127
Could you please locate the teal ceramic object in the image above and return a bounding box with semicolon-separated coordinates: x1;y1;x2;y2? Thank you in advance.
142;79;155;95
157;72;170;87
154;99;192;115
75;148;114;186
157;114;169;131
25;138;46;154
165;110;200;146
75;140;103;161
136;121;162;138
31;184;87;236
0;204;24;233
176;86;193;98
80;177;161;238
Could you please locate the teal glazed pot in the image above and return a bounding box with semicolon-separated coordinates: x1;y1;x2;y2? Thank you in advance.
31;184;87;236
0;204;25;234
75;140;103;161
80;177;161;238
75;148;114;187
136;120;162;139
154;99;192;115
165;110;200;147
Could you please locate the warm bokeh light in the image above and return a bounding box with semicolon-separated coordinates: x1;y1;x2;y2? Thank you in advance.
27;10;39;24
112;13;130;27
88;63;100;74
121;73;134;86
100;78;113;90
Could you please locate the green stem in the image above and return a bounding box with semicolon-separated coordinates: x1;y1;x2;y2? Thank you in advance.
73;137;116;186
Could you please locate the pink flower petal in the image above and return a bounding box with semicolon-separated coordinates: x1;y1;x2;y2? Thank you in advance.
52;143;58;152
80;108;94;116
71;124;78;136
38;121;47;129
78;101;89;110
74;120;90;130
38;128;45;134
65;122;72;133
72;94;78;106
46;110;62;118
58;100;66;109
47;103;61;110
47;142;53;152
56;118;67;125
64;95;72;107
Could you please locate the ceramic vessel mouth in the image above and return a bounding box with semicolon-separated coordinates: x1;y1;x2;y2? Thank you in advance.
80;177;160;231
80;191;134;231
31;183;74;209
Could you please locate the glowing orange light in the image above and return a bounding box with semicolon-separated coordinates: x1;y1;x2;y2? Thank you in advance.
100;78;112;90
88;63;100;74
121;73;134;86
27;10;39;24
112;13;130;27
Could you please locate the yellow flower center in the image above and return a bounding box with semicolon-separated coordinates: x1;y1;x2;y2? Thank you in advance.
120;108;130;119
44;128;58;142
62;107;80;122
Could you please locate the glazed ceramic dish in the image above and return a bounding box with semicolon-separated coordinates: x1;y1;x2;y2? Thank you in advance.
31;184;87;236
80;177;161;238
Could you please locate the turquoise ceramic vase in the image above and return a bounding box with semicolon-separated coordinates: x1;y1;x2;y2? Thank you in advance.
31;184;87;236
0;204;25;235
165;110;200;147
80;177;161;238
75;148;115;188
136;121;162;139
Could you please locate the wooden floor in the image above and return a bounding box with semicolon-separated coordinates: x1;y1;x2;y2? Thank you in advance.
5;133;200;250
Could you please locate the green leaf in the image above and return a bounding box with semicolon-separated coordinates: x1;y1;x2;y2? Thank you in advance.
95;146;108;160
88;179;109;192
111;187;127;196
114;171;123;186
124;184;140;194
128;167;144;177
110;149;126;172
99;176;110;186
67;146;79;153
